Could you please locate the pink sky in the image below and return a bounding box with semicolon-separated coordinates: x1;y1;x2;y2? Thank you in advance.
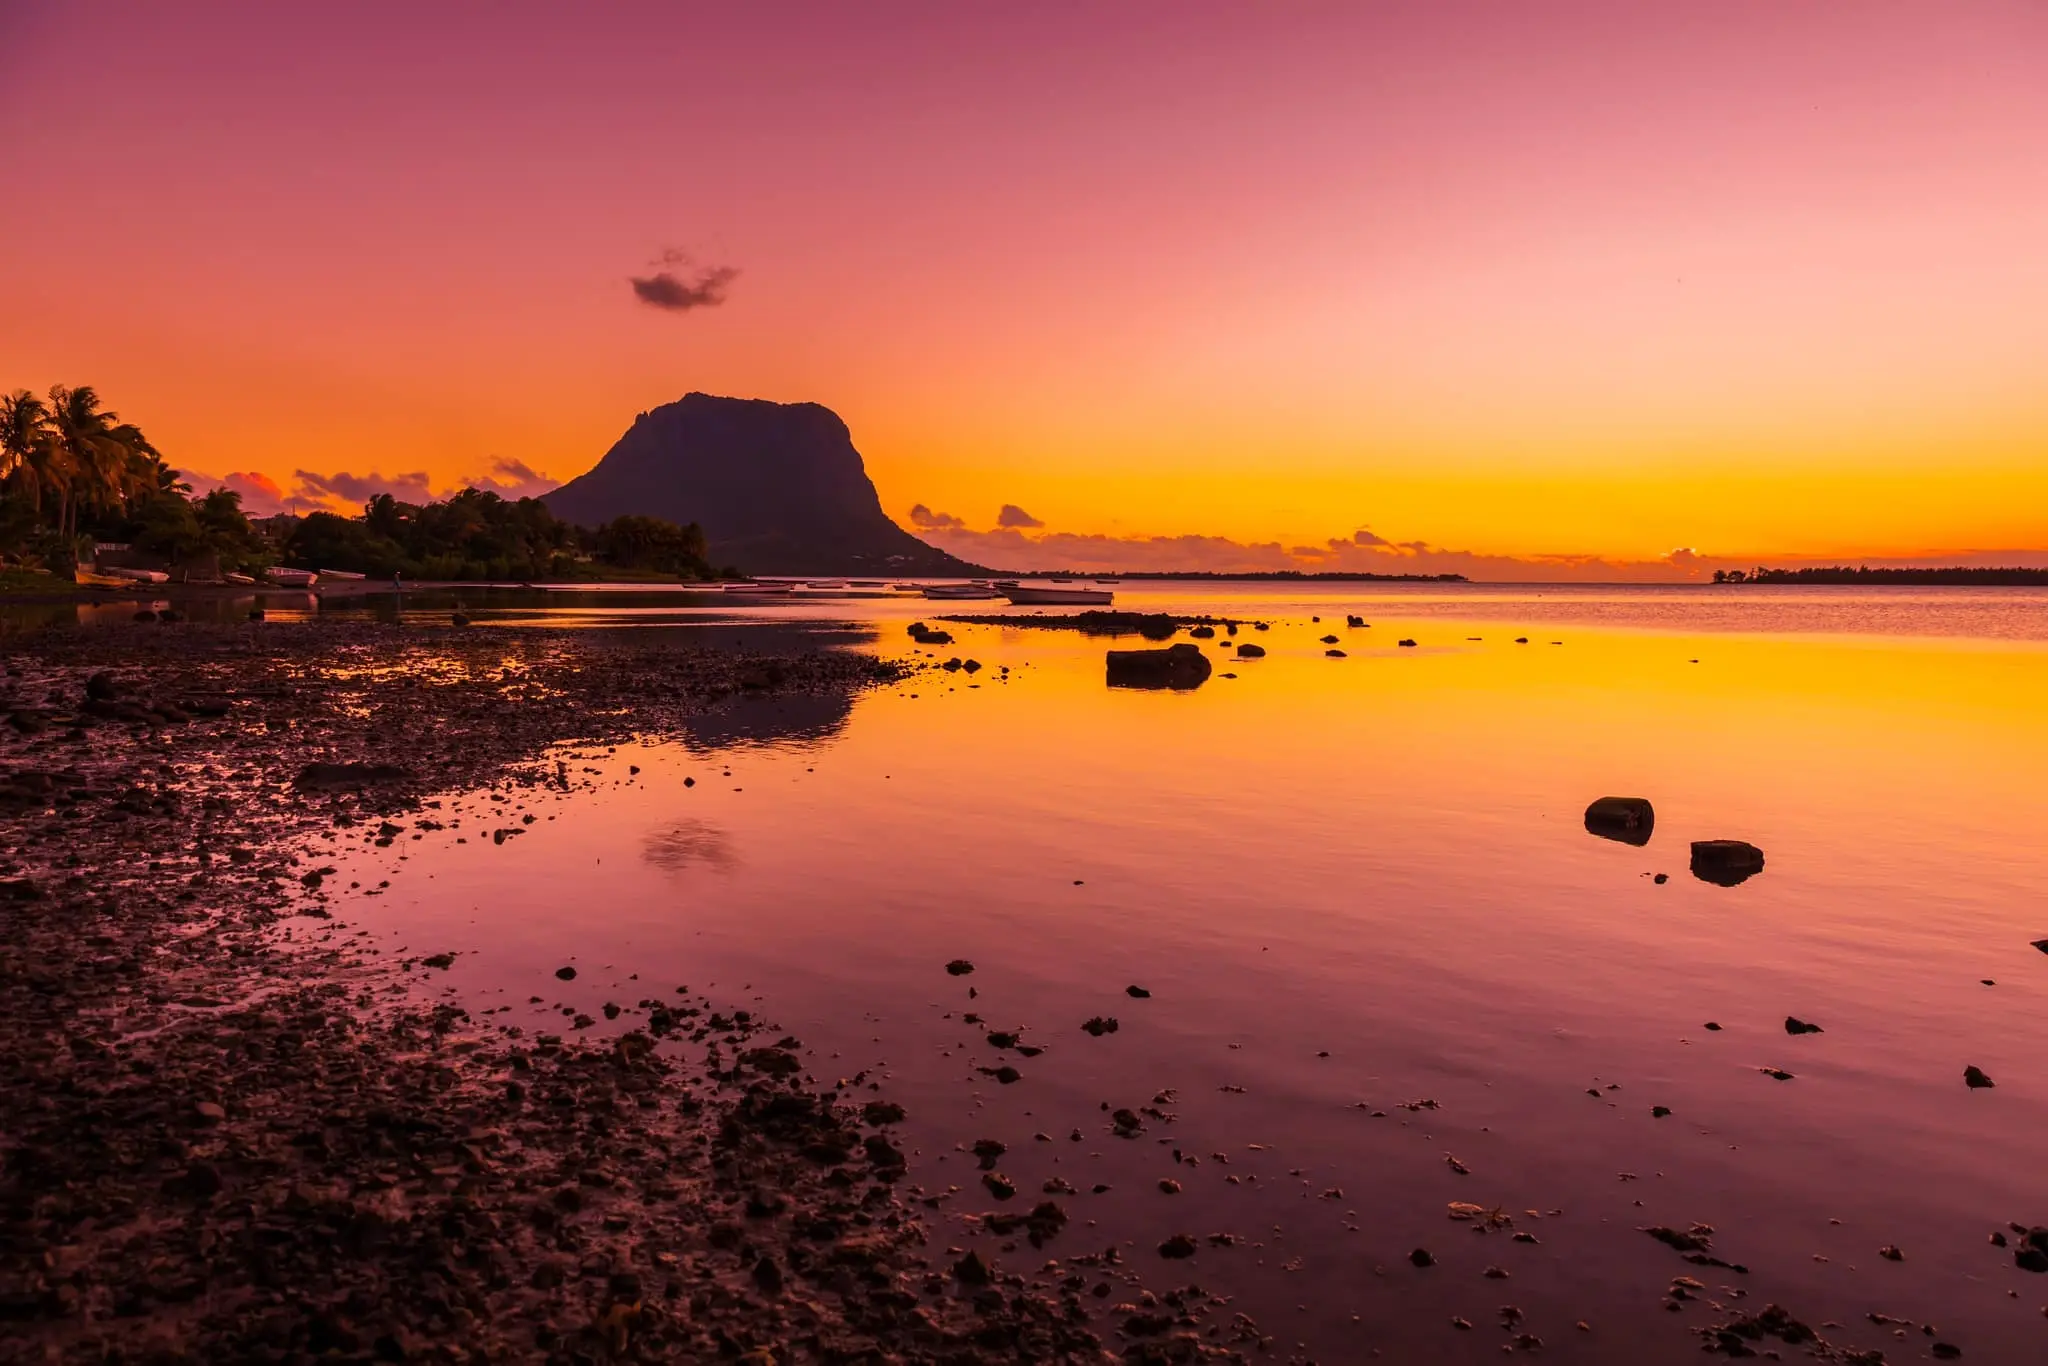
4;1;2045;576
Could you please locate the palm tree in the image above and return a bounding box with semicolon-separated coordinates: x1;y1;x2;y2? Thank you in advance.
1;389;56;514
47;384;155;542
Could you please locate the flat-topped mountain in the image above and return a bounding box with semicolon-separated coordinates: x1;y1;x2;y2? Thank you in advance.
544;393;981;576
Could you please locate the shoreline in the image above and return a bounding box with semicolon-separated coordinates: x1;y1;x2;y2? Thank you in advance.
0;623;1247;1363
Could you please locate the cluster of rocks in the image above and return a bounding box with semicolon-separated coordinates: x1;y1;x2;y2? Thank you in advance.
0;622;1247;1363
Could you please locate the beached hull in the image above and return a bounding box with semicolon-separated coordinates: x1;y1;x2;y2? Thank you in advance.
266;569;319;587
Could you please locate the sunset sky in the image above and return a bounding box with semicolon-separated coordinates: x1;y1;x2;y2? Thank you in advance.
4;1;2045;577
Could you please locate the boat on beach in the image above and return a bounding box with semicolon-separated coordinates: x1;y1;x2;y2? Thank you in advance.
266;567;318;587
319;568;367;580
73;568;141;589
223;572;256;585
1000;584;1115;605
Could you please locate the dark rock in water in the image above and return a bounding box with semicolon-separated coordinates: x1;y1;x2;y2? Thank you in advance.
1159;1234;1198;1259
1106;643;1212;691
946;959;975;976
1325;648;1346;658
544;392;981;575
1703;1021;1722;1031
1235;643;1266;659
1654;872;1669;884
1319;634;1339;644
1584;796;1655;846
1691;840;1766;886
1188;625;1215;639
133;610;157;623
1253;622;1269;631
293;762;416;790
1964;1065;1995;1089
941;658;962;672
1515;637;1529;644
1784;1016;1823;1035
953;1250;991;1285
555;966;577;981
2032;939;2048;954
85;671;123;702
1126;985;1151;998
916;629;953;645
1346;615;1366;628
962;659;982;673
1398;638;1417;647
1081;1016;1119;1036
1409;1248;1435;1268
1652;1105;1672;1118
450;612;472;626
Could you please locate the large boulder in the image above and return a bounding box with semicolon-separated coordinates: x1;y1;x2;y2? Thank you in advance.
1106;644;1212;691
1584;797;1655;846
1691;839;1766;886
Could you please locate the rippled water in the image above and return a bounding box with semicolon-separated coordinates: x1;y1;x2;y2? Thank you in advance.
286;585;2047;1362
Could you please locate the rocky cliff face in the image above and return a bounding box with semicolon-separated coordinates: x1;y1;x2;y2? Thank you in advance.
544;393;981;576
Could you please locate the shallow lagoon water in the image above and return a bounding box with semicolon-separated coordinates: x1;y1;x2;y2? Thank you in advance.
306;585;2048;1362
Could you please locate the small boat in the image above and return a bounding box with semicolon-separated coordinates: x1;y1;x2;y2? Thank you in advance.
102;566;171;584
73;568;134;589
266;567;318;587
805;580;846;589
319;568;366;580
223;572;256;585
724;581;795;594
850;580;885;587
890;582;929;593
922;584;1005;600
1049;577;1076;584
1000;585;1114;605
1095;578;1121;584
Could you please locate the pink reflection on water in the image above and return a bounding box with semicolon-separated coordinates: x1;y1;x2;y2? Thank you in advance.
320;608;2048;1360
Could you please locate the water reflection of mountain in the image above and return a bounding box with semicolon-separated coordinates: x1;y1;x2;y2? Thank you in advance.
681;690;856;750
641;817;738;874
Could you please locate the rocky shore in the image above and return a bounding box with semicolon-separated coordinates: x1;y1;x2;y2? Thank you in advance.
0;623;1244;1364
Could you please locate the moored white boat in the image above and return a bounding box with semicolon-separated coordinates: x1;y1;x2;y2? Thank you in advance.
266;567;318;587
1000;585;1114;605
922;584;1005;600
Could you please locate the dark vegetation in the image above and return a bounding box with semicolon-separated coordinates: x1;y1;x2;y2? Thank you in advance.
1715;566;2048;585
4;384;723;583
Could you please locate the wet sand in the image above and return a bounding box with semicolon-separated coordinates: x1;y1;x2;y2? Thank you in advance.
0;623;1246;1364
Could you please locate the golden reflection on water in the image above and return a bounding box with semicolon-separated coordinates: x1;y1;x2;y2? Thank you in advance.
295;606;2048;1360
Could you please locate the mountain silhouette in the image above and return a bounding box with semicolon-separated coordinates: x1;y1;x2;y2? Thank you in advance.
544;393;982;575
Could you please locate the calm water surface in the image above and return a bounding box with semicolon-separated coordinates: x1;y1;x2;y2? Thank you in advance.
294;585;2045;1363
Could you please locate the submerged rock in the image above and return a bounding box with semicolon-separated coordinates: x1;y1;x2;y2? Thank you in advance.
1584;796;1655;846
1235;643;1266;659
1105;643;1212;691
1784;1016;1823;1035
1691;840;1766;886
1964;1065;1996;1089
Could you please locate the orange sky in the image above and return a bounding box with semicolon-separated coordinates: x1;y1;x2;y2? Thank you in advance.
3;2;2045;577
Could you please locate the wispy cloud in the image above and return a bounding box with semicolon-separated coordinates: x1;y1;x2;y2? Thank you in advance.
629;249;738;312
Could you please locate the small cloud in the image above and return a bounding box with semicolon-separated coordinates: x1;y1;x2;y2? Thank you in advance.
291;469;436;512
179;469;290;517
630;250;738;311
461;457;558;499
1352;528;1389;547
908;503;965;531
996;503;1044;529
